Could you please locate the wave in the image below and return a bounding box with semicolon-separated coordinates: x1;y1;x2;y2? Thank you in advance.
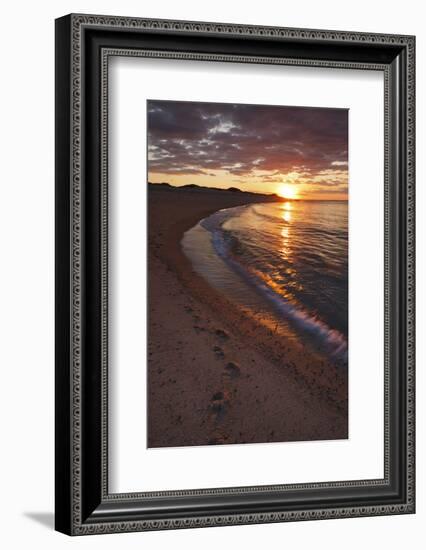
209;224;348;362
190;201;348;364
250;204;289;224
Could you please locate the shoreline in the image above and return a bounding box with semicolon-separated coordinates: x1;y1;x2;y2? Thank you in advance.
182;207;348;365
148;187;348;448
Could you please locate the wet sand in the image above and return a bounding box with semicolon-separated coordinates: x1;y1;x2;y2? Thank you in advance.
148;186;348;448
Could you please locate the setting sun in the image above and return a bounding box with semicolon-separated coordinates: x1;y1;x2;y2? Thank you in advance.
277;184;299;200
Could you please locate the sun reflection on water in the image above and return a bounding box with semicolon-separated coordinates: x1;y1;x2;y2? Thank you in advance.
281;202;292;223
280;202;292;260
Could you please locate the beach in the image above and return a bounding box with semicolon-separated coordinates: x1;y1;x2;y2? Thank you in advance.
148;185;348;448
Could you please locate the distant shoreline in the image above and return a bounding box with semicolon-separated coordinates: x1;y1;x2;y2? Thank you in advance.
148;180;282;200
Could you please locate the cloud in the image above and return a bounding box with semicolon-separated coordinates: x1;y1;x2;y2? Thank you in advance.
147;100;348;189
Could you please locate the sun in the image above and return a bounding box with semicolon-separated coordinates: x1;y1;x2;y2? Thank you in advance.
277;184;299;200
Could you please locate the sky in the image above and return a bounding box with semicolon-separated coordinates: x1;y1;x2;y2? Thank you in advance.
147;100;348;200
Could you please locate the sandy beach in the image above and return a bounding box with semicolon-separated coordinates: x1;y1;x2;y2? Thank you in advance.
148;185;348;448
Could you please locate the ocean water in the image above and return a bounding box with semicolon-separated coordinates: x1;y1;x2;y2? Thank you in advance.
182;201;348;365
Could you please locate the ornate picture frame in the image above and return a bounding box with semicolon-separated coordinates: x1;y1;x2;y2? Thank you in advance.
55;14;415;535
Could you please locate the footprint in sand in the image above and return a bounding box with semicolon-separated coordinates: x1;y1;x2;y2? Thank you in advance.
210;391;227;412
224;361;241;379
213;345;225;359
209;390;231;425
214;328;229;341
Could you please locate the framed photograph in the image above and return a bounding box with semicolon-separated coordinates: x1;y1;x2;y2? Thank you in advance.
55;14;415;535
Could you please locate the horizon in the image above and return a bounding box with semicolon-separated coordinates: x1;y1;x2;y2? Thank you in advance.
147;100;348;201
148;181;348;201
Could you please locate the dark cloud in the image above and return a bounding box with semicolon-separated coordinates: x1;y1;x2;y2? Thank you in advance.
147;100;348;187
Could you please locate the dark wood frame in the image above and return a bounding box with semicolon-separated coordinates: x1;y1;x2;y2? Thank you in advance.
55;13;415;535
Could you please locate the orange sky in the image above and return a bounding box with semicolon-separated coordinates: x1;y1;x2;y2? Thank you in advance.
148;100;348;200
